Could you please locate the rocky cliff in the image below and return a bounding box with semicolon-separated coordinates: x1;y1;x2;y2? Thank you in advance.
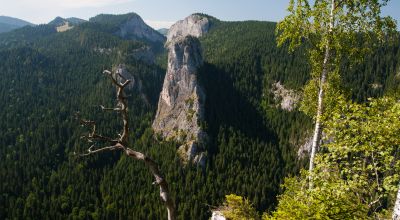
153;14;213;165
89;13;165;44
152;35;207;164
167;14;212;44
271;81;300;111
114;64;135;90
116;14;165;43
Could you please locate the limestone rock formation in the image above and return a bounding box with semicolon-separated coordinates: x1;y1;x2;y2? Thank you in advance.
211;211;226;220
167;14;212;44
115;13;165;43
49;17;86;33
271;81;300;111
152;36;207;163
90;13;165;44
56;22;73;33
297;136;312;159
114;64;135;90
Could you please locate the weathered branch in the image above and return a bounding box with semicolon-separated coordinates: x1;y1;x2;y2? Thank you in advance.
76;69;176;220
79;144;122;156
125;147;176;219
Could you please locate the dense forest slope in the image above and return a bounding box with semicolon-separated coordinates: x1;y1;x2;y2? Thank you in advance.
0;13;398;220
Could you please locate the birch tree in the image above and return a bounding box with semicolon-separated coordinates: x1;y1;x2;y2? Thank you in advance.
276;0;397;186
266;96;400;219
394;187;400;220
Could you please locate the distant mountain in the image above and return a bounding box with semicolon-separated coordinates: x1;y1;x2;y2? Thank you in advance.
47;17;87;33
0;13;165;52
90;13;166;44
48;16;86;26
157;28;168;36
48;17;66;26
0;16;34;33
65;17;87;25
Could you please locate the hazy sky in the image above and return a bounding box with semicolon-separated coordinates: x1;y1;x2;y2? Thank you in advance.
0;0;399;29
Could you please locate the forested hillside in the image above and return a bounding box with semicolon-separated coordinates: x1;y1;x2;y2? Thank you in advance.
0;13;398;220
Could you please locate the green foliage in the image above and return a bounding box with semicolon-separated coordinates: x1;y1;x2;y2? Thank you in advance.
321;96;400;212
220;194;259;220
268;96;400;219
277;0;397;56
265;171;369;220
300;70;344;119
277;0;398;121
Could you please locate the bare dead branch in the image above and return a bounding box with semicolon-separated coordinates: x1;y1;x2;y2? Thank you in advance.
76;69;176;220
79;145;121;156
125;147;176;219
100;105;122;111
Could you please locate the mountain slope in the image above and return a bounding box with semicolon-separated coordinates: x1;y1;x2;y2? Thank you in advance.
0;16;34;33
0;13;398;220
0;13;167;220
90;13;165;44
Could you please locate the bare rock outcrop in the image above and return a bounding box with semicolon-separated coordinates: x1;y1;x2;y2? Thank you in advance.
116;13;165;43
114;64;135;90
211;211;226;220
153;36;207;164
297;135;312;159
167;14;211;44
271;81;300;111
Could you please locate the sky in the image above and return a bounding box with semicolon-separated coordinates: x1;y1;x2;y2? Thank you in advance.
0;0;399;29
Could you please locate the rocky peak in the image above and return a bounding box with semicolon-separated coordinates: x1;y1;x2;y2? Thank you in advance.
49;17;86;26
166;14;212;44
152;36;207;164
89;13;165;44
49;17;86;32
116;14;165;43
48;17;66;26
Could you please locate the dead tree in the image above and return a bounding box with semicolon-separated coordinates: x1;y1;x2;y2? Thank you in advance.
76;69;176;220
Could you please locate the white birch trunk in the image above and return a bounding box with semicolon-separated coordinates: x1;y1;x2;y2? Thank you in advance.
393;186;400;220
309;0;335;189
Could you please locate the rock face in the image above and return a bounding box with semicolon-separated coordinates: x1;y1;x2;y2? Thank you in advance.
56;22;73;33
297;136;312;159
167;14;211;44
211;211;226;220
116;14;165;43
114;64;135;90
49;17;86;33
49;17;86;26
152;35;207;164
271;81;300;111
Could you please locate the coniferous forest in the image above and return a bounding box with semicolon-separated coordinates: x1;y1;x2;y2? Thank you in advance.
0;6;399;220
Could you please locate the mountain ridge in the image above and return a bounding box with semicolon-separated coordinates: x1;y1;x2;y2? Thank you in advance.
0;16;34;33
